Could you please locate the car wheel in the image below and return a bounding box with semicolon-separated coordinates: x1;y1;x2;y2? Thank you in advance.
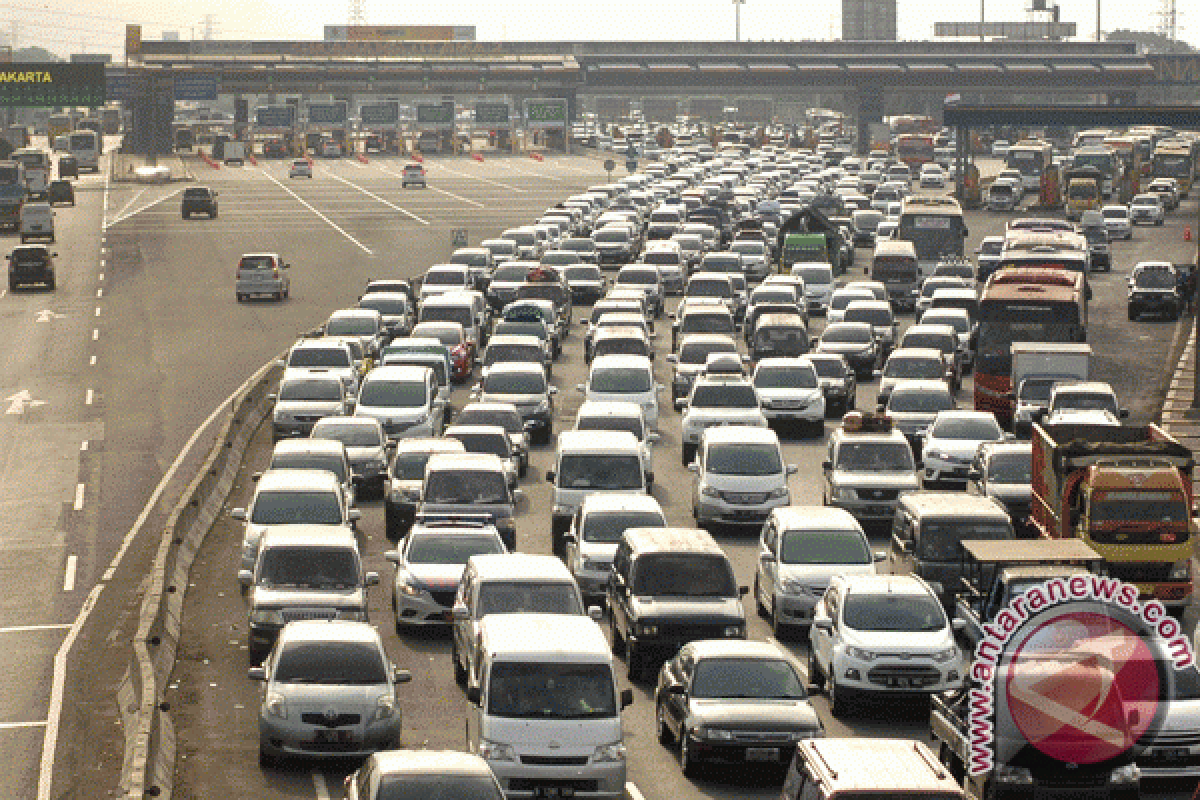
8;278;17;292
211;210;218;219
626;646;641;681
680;733;700;777
47;277;55;291
610;618;625;657
772;598;789;640
754;576;767;617
182;212;189;220
1128;307;1138;321
807;650;825;690
656;701;675;746
274;291;283;301
681;443;696;466
258;742;279;769
452;638;467;686
829;677;850;718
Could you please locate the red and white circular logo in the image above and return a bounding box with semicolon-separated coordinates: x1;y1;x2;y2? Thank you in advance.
1005;610;1161;765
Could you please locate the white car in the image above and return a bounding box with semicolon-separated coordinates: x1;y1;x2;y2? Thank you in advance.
919;410;1007;488
577;354;662;430
751;357;826;436
754;506;878;636
680;374;768;465
1129;193;1165;226
1101;204;1133;240
565;493;666;605
288;158;312;178
689;425;796;530
809;574;965;717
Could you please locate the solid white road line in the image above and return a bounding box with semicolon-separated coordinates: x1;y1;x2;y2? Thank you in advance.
324;171;430;226
89;356;96;366
96;288;102;298
104;188;183;230
85;389;93;406
80;440;88;452
257;169;374;255
62;556;77;592
94;307;101;317
313;772;331;800
92;329;99;341
0;720;48;730
625;781;646;800
0;624;71;634
73;484;85;512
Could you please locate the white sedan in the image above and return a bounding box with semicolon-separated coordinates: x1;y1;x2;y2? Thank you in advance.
1101;204;1133;240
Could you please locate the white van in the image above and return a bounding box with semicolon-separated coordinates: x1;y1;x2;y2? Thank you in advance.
467;613;632;800
19;202;54;243
547;430;647;558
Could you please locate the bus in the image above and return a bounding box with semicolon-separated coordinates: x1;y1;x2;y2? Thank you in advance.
1004;140;1054;193
67;130;102;172
1070;147;1118;197
895;196;967;277
894;134;935;168
1152;140;1197;196
974;268;1088;426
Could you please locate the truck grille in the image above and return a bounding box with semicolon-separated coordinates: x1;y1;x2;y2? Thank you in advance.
300;712;361;727
655;623;731;642
520;755;591;766
720;491;770;505
730;730;795;743
281;608;338;623
866;665;941;688
509;779;598;792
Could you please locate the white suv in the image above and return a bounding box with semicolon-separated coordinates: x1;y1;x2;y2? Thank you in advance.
355;365;446;440
752;357;826;436
690;426;795;530
577;354;662;430
680;374;767;465
808;574;964;717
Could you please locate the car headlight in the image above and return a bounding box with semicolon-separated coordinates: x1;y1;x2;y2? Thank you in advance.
700;727;734;741
637;623;658;636
994;765;1034;785
932;646;959;664
724;625;744;638
372;694;397;721
592;742;627;762
832;487;857;502
265;691;287;719
1109;764;1140;785
845;645;876;662
250;609;284;626
1170;560;1191;581
767;486;789;500
700;485;721;498
479;740;517;762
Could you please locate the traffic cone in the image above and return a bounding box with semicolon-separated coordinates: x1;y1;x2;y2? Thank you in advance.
1186;226;1192;242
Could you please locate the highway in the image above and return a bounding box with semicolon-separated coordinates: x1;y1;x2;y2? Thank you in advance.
10;147;1197;799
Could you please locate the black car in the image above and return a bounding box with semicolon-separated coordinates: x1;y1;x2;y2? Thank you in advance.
7;245;56;291
609;527;748;681
181;186;219;219
261;139;287;159
47;180;75;207
57;156;78;180
808;353;857;416
1128;262;1183;320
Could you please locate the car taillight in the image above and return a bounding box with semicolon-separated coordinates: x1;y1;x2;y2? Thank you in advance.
272;268;280;279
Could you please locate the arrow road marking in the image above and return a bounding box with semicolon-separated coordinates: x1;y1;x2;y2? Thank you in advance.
5;390;46;415
35;310;64;323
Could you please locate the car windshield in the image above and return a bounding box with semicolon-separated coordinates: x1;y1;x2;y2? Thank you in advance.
251;490;343;525
421;306;473;327
482;372;546;395
706;443;782;476
590;367;652;393
830;292;871;311
407;534;503;564
690;383;758;408
681;312;734;333
493;265;532;282
581;510;664;543
556;454;643;490
594;230;629;243
1135;269;1177;289
411;325;463;347
359;379;426;408
679;341;736;365
842;593;947;632
359;296;408;315
1051;391;1117;414
1103;208;1127;219
884;357;943;379
273;641;387;684
890;390;954;413
780;530;871;565
752;291;794;306
270;454;348;482
288;348;351;368
691;657;806;700
920;521;1012;560
688;280;732;298
424;470;509;505
447;432;509;458
1091;491;1188;524
258;547;358;589
989;452;1032;484
425;270;467;286
619;270;657;286
930;417;1003;441
980;240;1003;255
795;267;831;285
844;307;892;326
312;423;381;447
1019;379;1056;404
494;322;547;340
562;239;595;252
391;451;438;481
372;775;500;800
631;554;736;597
835;442;913;472
809;358;845;379
476;581;583;615
485;344;541;366
565;266;603;281
754;365;818;389
456;409;522;434
821;326;872;344
487;662;616;719
278;380;342;402
731;242;766;255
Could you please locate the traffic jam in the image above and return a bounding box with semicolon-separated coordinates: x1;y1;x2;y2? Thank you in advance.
222;120;1200;800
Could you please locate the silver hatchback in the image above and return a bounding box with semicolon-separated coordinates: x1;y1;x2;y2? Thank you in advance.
236;253;291;302
250;620;410;765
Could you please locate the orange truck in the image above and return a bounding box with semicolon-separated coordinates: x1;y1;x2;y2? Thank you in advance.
1031;422;1194;610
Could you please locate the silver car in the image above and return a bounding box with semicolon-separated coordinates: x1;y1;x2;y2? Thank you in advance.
250;620;410;765
271;368;353;440
310;416;391;498
235;252;291;302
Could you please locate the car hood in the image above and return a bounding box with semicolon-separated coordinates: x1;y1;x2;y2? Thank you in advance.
251;586;365;609
404;563;469;591
757;387;824;404
840;626;954;653
923;437;992;461
683;408;768;427
355;404;427;424
688;698;821;731
481;716;622;753
777;563;875;593
268;683;390;714
631;596;744;623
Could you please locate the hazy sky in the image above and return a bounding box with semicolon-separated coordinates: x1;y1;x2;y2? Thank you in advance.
7;0;1194;58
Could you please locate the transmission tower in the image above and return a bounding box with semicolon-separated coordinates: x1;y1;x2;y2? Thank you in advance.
348;0;367;26
1158;0;1177;41
201;14;218;41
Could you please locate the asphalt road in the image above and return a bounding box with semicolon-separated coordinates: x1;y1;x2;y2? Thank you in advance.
156;159;1200;800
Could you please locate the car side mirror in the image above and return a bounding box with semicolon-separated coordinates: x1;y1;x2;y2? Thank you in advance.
545;470;556;483
452;603;470;621
393;667;412;684
686;463;699;473
873;551;887;562
248;666;267;682
348;508;362;522
238;569;253;588
813;617;833;632
384;550;400;564
266;394;277;405
738;585;749;596
620;688;634;708
466;686;481;705
967;469;982;481
365;571;380;587
230;508;247;521
821;460;832;471
952;618;968;633
1119;408;1129;419
576;384;586;393
787;464;799;475
588;605;603;621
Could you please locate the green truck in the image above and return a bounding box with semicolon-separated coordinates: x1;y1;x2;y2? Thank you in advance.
777;207;847;275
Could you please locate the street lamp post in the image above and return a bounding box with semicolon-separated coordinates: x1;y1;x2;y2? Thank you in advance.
733;0;746;42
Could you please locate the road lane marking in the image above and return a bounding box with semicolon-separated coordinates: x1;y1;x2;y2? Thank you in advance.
313;772;331;800
85;389;93;406
626;782;645;800
80;440;88;452
429;162;525;193
104;188;183;230
0;625;70;634
98;273;104;282
256;169;374;254
89;356;96;366
112;187;149;222
324;171;430;226
41;356;280;800
96;288;102;298
94;307;101;317
92;329;99;341
73;484;85;512
0;720;48;730
62;556;76;592
375;165;485;208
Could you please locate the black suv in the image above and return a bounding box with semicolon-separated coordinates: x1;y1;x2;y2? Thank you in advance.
181;186;219;219
609;527;747;681
7;245;56;291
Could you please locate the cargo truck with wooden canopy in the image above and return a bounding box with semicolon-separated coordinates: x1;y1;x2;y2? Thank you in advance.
1031;422;1194;611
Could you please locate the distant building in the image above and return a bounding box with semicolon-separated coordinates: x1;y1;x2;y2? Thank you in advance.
842;0;897;40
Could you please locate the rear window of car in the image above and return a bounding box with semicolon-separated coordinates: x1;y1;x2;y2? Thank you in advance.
239;256;275;270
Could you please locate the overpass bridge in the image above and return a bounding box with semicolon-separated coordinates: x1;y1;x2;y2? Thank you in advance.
117;39;1177;152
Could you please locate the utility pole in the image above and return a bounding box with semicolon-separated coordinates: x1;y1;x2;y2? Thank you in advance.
1096;0;1101;41
201;14;217;41
733;0;746;42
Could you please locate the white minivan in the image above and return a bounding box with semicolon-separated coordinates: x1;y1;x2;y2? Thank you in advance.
547;429;647;558
576;354;662;429
19;202;55;243
467;613;632;800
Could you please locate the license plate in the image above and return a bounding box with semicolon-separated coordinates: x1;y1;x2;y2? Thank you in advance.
746;747;780;762
534;789;575;798
314;729;355;743
1161;747;1191;760
865;505;890;516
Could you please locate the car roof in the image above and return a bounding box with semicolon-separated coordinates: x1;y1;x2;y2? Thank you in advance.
254;468;343;492
580;492;664;515
1051;380;1116;394
622;526;726;556
485;361;546;376
898;490;1009;517
271;438;348;457
487;334;543;347
839;573;931;596
687;639;791;661
703;425;779;446
426;452;505;473
590;353;653;369
770;505;863;532
577;400;646;420
279;368;343;385
467;552;576;581
557;429;640;452
277;619;380;645
481;614;608;660
392;437;466;456
370;750;494;778
887;347;944;362
260;525;358;548
904;324;957;337
932;410;1000;424
891;379;954;394
363;365;431;383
